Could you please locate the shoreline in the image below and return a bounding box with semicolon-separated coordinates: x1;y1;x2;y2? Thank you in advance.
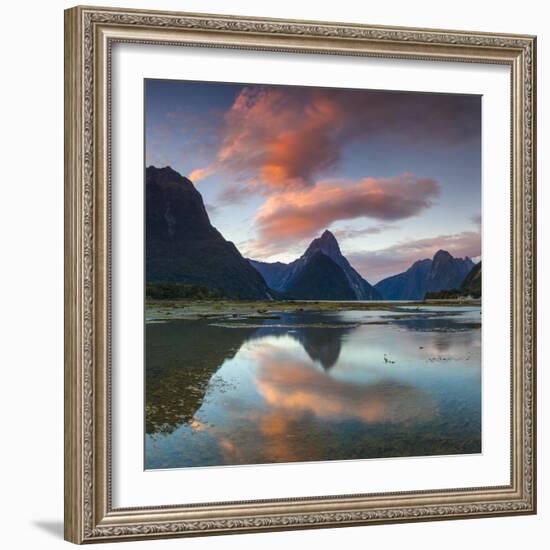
145;298;481;322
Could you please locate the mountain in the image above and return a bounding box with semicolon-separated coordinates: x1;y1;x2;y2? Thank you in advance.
250;321;356;370
146;166;271;299
249;230;381;300
461;261;481;295
292;324;353;369
246;260;289;291
427;250;474;293
373;259;432;301
423;261;481;300
374;250;474;300
286;250;357;300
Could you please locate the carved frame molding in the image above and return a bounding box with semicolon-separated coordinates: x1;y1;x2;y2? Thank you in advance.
64;5;536;544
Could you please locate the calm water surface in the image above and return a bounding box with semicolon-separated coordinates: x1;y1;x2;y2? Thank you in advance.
145;306;481;469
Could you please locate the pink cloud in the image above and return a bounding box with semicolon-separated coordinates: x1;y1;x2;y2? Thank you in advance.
190;86;480;191
199;87;342;190
185;86;479;266
254;174;440;248
252;347;438;424
189;166;215;182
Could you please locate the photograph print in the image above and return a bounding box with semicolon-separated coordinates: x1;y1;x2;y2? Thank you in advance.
144;79;482;470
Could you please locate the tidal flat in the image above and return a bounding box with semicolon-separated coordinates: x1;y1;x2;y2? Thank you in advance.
145;298;481;321
145;300;481;469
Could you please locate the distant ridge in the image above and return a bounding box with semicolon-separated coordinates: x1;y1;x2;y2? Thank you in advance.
424;261;481;300
374;250;475;300
373;259;432;301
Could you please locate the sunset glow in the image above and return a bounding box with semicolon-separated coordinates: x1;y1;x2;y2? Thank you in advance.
145;80;481;282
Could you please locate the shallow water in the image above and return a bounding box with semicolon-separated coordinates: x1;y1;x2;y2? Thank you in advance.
145;307;481;469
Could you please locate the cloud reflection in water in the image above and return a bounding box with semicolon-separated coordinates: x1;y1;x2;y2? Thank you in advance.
145;309;481;468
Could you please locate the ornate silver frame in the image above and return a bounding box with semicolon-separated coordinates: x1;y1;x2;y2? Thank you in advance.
64;5;537;544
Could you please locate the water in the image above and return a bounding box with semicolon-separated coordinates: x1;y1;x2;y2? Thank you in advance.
145;306;481;469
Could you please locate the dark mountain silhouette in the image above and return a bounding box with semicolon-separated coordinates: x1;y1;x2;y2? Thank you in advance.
372;259;432;301
145;166;476;303
423;261;481;300
286;250;357;300
146;166;271;299
252;317;357;369
293;325;352;369
461;261;481;294
247;260;289;291
375;250;474;300
427;250;474;293
249;230;381;300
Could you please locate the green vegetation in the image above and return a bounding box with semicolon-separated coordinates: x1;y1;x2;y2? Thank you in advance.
424;288;481;300
461;261;481;294
424;262;481;300
145;282;226;300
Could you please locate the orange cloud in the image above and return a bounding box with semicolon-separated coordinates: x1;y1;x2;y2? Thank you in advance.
189;166;215;182
185;86;479;261
181;343;436;465
254;174;440;245
190;86;479;192
254;356;437;425
192;87;342;190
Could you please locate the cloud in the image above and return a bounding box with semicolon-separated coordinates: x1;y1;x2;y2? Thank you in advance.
237;238;303;262
192;87;340;190
184;86;479;262
204;202;218;215
254;174;440;248
347;230;481;283
190;86;480;191
216;182;250;204
333;224;397;241
252;347;438;424
189;166;215;182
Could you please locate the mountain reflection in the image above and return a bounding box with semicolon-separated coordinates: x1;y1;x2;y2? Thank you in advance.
146;316;355;434
145;308;482;468
251;322;354;369
145;320;256;434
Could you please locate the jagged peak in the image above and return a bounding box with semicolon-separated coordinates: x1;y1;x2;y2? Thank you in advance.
408;258;432;270
432;249;475;264
147;164;178;175
305;229;342;257
433;249;453;261
320;229;337;242
146;165;194;187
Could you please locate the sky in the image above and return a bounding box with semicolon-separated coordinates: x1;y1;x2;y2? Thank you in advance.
145;79;481;283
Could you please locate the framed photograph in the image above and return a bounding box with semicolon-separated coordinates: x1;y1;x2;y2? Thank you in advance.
64;5;537;544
